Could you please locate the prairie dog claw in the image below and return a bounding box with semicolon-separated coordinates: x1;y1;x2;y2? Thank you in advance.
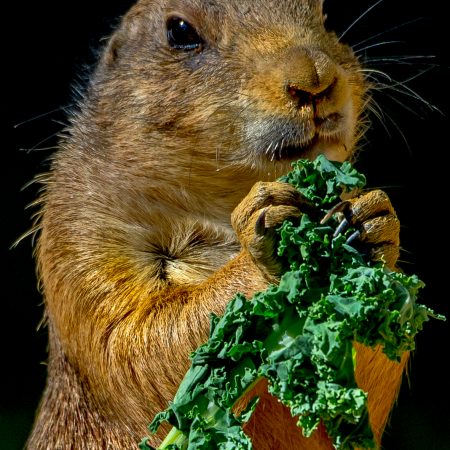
320;191;400;269
320;200;351;224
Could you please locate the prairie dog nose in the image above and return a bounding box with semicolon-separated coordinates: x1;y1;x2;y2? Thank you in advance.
284;47;338;107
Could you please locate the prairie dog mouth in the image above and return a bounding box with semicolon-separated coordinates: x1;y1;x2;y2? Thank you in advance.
263;135;348;163
248;113;352;164
266;135;319;161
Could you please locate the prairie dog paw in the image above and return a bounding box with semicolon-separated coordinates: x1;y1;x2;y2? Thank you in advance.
231;181;307;280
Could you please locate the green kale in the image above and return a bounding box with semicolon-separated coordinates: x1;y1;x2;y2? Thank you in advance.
141;155;444;450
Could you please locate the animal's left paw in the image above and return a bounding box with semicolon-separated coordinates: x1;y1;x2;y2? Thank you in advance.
324;189;400;269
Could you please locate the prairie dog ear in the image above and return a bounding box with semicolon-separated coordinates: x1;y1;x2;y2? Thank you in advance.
102;10;142;66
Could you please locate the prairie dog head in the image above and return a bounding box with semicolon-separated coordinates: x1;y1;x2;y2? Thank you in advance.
67;0;367;210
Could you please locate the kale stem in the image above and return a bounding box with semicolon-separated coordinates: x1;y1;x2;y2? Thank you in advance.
157;427;188;449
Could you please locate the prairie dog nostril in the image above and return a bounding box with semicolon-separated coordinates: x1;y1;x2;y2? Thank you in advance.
286;84;313;107
282;46;339;107
318;77;338;98
286;76;337;107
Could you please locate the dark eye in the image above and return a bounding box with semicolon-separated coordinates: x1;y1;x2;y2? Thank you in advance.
166;17;203;51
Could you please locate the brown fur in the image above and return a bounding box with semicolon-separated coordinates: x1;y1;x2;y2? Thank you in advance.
27;1;407;449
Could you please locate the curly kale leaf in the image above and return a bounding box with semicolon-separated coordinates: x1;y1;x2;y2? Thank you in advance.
143;155;444;450
279;156;366;210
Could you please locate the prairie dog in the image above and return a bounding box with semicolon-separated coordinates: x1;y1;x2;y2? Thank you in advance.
28;1;406;448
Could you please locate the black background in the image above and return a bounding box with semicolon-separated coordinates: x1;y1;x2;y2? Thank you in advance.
2;1;449;449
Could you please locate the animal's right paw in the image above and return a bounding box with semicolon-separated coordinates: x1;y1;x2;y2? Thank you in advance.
231;181;308;281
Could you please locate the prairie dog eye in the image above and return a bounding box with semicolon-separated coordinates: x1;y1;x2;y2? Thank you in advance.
166;16;203;51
